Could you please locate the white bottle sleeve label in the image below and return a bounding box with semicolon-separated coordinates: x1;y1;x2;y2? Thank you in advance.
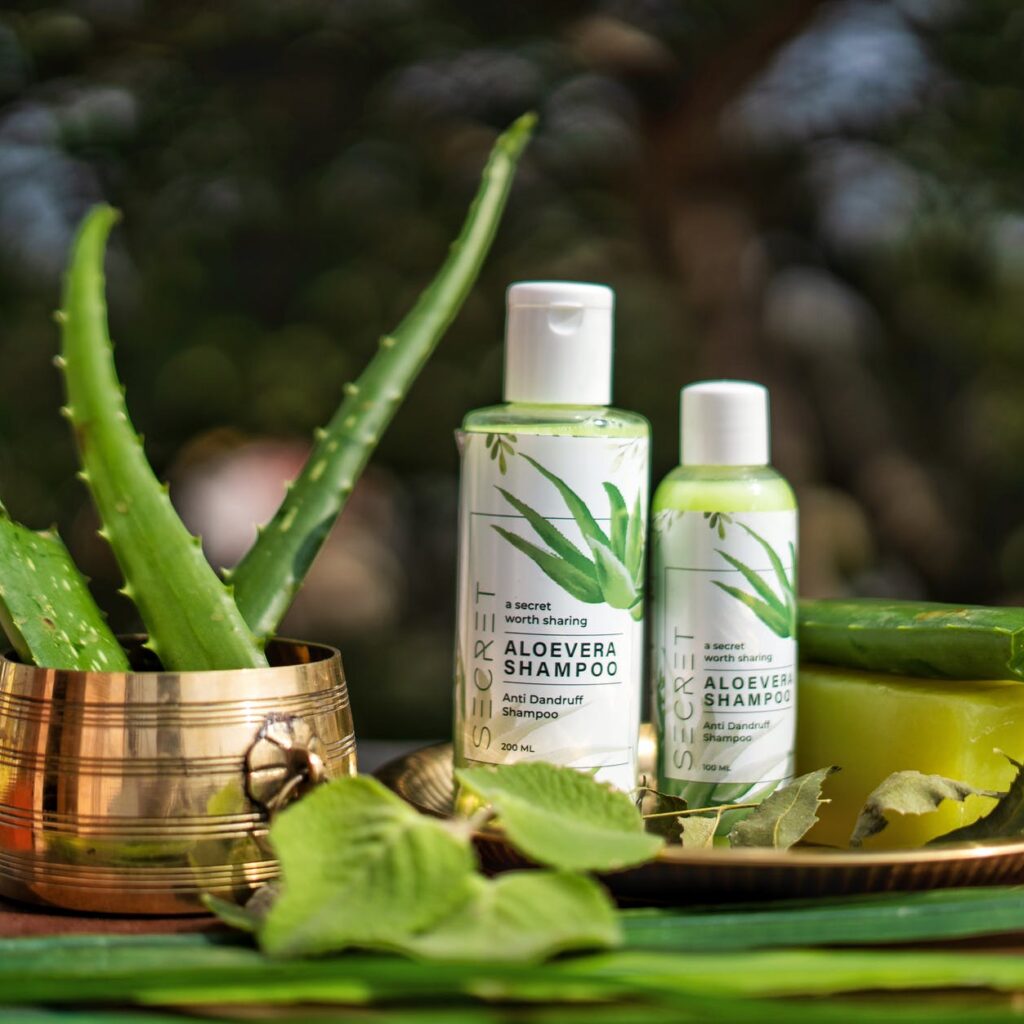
454;431;649;792
652;509;797;801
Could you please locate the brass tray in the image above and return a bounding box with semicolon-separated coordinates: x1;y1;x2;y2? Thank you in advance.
376;742;1024;903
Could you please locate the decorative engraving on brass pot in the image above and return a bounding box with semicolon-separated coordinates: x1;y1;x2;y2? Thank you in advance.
246;714;328;816
0;637;356;915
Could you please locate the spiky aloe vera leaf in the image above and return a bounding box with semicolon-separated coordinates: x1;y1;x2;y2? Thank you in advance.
715;548;788;619
739;522;795;615
230;113;536;642
492;526;602;603
58;206;266;671
520;454;611;553
712;580;792;638
0;506;129;670
624;489;644;587
603;483;629;561
495;486;593;577
587;536;638;611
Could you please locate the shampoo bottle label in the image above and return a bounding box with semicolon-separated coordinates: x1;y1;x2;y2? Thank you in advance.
652;509;797;805
454;431;649;791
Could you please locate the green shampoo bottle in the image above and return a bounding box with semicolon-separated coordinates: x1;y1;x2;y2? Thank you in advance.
651;380;797;811
453;282;650;791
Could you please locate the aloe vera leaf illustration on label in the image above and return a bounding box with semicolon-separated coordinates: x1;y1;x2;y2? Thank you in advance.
492;455;644;618
484;432;517;474
703;510;733;540
711;522;796;639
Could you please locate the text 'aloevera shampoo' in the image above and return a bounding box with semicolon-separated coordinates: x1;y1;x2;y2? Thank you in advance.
453;281;650;791
652;380;797;815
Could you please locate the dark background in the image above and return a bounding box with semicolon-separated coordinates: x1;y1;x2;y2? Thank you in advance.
1;0;1023;738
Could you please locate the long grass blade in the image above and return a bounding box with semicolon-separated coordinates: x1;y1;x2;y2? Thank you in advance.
7;933;1024;1006
3;991;1019;1024
621;888;1024;952
492;526;602;602
495;487;594;576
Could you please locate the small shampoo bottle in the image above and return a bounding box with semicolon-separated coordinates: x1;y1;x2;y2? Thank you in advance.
651;380;797;810
453;281;650;791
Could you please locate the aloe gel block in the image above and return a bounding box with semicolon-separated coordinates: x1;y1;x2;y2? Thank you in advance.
651;381;798;811
798;666;1022;848
453;282;650;791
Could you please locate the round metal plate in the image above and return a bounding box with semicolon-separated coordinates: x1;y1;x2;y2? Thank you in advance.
375;742;1024;903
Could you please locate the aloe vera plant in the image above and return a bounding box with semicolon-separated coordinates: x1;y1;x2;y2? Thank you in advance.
230;113;536;642
58;207;268;671
712;523;795;639
493;455;645;619
0;502;128;671
0;115;534;670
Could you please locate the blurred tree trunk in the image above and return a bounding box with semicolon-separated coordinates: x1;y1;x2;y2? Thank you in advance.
644;0;824;409
642;0;974;599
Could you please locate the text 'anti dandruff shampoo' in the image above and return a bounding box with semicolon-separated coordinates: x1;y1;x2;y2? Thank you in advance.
652;380;797;815
453;282;650;791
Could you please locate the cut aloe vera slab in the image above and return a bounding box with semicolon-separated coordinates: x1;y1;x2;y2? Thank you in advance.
798;599;1024;681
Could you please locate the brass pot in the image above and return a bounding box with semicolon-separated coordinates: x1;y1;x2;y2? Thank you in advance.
0;638;356;915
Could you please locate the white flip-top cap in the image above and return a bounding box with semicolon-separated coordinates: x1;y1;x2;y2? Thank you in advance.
503;281;614;405
681;380;770;466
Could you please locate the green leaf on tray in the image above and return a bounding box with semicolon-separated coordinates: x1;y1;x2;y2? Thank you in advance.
678;814;719;849
930;751;1024;844
259;776;476;957
456;762;663;871
850;770;1001;848
202;894;260;934
203;883;278;934
211;769;627;965
729;767;839;849
394;871;620;964
638;784;688;842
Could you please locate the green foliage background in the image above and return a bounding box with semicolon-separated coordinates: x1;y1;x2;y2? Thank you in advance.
1;0;1023;736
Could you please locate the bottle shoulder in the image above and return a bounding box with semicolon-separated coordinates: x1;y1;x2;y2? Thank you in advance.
653;465;796;513
462;403;649;438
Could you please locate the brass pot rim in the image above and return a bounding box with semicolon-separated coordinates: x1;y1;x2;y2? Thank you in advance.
0;634;339;672
0;635;344;699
